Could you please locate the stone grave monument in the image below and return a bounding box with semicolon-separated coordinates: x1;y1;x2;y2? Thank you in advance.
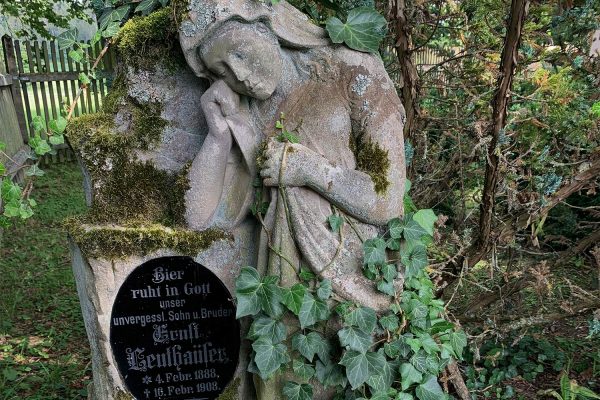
67;1;406;399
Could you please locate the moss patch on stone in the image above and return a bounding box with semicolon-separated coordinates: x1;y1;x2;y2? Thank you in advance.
114;389;134;400
65;222;229;259
116;7;185;71
217;377;240;400
102;73;127;115
66;111;184;226
350;135;391;194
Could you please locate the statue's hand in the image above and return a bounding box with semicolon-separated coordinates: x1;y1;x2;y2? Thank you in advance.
201;80;240;141
260;138;318;187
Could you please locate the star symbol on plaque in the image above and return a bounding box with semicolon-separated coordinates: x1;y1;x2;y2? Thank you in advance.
142;375;152;384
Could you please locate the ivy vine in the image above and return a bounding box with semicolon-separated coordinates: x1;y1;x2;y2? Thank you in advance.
235;185;466;400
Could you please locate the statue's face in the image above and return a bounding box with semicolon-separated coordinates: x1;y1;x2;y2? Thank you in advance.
199;24;282;100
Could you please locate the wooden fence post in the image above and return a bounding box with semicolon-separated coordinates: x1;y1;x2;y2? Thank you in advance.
2;35;29;143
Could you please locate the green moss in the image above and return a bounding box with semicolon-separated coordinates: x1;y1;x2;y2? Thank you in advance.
350;135;391;194
116;7;184;71
65;222;230;259
114;389;134;400
131;101;168;150
217;377;240;400
102;73;127;115
66;112;181;226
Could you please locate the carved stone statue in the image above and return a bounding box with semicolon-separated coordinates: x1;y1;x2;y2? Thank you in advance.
179;1;406;397
180;0;406;305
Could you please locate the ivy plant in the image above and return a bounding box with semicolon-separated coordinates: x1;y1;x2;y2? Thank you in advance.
235;185;466;400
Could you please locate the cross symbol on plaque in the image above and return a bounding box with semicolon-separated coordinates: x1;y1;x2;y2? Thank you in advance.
144;389;150;398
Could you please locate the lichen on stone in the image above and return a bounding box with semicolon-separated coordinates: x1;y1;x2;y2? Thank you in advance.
65;222;230;259
350;134;391;194
115;7;185;71
351;74;372;96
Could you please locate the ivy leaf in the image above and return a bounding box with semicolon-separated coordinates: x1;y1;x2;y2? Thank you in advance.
68;49;84;63
252;337;290;380
430;321;454;335
282;283;306;315
25;165;44;177
48;134;65;146
235;267;261;318
292;359;315;381
419;334;439;355
102;21;121;38
328;214;344;233
366;352;393;392
31;137;51;156
384;339;411;359
57;28;78;50
363;237;387;266
283;381;313;400
315;359;347;388
325;7;387;53
415;375;445;400
338;325;373;353
377;279;396;296
382;264;397;283
31;115;45;133
410;350;429;373
0;163;5;176
345;306;377;332
317;279;332;300
400;362;423;391
402;218;428;242
398;394;415;400
339;350;386;389
449;331;467;359
292;331;330;362
258;277;284;317
79;73;91;85
98;4;131;31
299;292;329;328
379;313;399;331
134;0;158;15
408;299;428;321
413;209;437;236
235;267;283;318
400;241;428;279
388;217;404;239
248;316;287;344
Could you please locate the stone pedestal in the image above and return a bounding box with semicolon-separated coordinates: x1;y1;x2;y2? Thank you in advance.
70;224;256;400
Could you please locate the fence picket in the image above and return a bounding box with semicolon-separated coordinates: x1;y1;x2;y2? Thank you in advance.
49;41;64;114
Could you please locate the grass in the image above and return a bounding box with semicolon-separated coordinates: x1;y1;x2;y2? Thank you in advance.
0;162;90;399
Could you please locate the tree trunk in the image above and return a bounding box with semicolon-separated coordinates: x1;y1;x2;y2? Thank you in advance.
477;0;530;252
388;0;420;142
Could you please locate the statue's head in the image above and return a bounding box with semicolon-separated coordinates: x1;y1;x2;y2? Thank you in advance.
179;0;330;97
198;20;282;99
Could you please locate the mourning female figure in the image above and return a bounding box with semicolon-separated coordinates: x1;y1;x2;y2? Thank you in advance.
179;0;406;397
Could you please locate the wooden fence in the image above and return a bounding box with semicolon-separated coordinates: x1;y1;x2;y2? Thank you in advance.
412;47;451;87
1;34;116;144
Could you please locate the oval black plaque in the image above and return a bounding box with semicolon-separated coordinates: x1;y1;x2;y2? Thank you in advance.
110;257;240;400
